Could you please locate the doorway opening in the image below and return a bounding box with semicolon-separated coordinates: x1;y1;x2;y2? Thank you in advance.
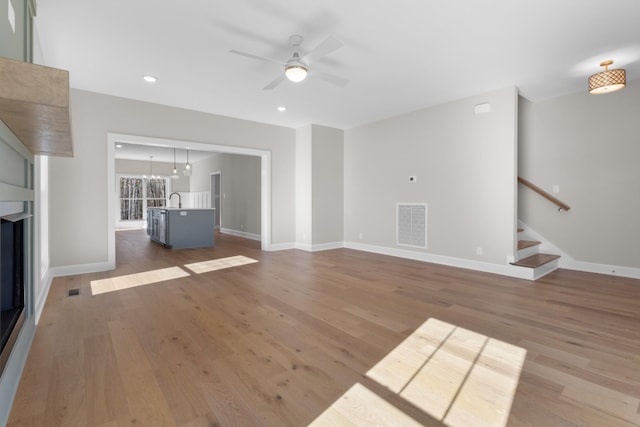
106;133;271;270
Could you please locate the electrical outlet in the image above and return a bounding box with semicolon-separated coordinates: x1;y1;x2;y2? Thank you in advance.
552;185;560;194
358;232;363;240
476;247;483;256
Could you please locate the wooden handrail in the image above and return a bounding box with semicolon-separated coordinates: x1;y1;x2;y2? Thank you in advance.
518;177;571;212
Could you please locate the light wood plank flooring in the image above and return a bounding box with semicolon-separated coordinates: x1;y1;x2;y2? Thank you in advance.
7;229;640;426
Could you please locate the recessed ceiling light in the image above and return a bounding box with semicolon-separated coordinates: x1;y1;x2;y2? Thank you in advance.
277;106;287;112
143;75;157;83
115;144;123;148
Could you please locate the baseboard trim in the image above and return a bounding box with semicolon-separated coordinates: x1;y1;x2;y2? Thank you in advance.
560;259;640;280
519;220;640;280
49;261;114;278
34;268;53;325
344;241;533;280
220;228;261;241
268;242;296;251
295;241;344;252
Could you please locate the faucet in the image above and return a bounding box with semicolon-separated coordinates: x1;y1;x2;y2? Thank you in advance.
169;192;182;208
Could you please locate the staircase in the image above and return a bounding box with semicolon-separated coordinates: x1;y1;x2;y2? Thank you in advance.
514;177;569;280
510;227;560;280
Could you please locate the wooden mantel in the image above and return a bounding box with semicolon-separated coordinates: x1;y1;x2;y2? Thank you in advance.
0;56;73;157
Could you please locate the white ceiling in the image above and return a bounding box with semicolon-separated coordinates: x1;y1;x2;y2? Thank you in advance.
35;0;640;133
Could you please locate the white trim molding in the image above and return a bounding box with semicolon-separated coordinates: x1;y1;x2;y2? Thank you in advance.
220;228;261;241
519;220;640;280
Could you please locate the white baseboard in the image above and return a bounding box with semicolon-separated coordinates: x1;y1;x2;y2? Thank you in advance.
49;261;114;278
344;241;534;280
560;259;640;280
220;228;261;241
295;241;344;252
34;268;53;325
519;220;640;280
268;242;296;251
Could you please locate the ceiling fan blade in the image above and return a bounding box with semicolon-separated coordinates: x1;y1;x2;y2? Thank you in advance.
301;36;344;64
311;70;349;87
229;49;284;65
262;73;287;90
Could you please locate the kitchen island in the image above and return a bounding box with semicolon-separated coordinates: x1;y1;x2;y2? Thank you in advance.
147;208;215;249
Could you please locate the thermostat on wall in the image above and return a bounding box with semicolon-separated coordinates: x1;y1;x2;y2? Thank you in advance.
474;102;491;114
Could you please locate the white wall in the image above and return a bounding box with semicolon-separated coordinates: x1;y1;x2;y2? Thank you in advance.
519;80;640;269
344;86;518;265
49;89;295;268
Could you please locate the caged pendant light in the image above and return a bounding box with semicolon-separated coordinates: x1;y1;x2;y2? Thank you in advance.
588;60;626;94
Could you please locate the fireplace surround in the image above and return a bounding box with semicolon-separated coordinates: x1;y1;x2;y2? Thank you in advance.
0;213;27;376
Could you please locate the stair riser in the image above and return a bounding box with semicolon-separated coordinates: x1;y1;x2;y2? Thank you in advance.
517;245;539;259
532;259;560;280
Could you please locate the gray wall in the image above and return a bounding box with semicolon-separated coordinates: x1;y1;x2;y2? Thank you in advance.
344;86;518;265
295;126;312;245
0;119;36;425
49;89;295;267
519;80;640;268
311;125;344;245
190;153;261;236
0;0;33;61
294;124;344;248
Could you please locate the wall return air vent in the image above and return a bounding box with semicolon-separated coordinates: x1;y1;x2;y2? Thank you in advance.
396;203;427;248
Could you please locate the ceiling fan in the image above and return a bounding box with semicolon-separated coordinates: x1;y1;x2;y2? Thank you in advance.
229;35;348;90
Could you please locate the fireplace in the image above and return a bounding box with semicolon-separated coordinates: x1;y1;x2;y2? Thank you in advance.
0;214;26;376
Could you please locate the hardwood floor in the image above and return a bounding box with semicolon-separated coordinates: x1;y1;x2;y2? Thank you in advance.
7;229;640;426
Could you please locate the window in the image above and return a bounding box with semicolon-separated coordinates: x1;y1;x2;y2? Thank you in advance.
120;177;143;220
119;177;168;221
146;178;167;208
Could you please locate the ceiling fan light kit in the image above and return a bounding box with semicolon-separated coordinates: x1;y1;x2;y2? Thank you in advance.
285;64;307;82
229;34;347;90
285;35;307;82
588;60;626;94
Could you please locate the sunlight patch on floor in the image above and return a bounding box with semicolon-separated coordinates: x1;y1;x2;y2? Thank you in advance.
309;383;423;427
183;255;258;274
90;266;190;295
311;318;526;426
90;256;259;295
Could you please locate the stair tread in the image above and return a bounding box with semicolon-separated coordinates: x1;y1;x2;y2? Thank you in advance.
518;240;541;250
511;253;560;268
